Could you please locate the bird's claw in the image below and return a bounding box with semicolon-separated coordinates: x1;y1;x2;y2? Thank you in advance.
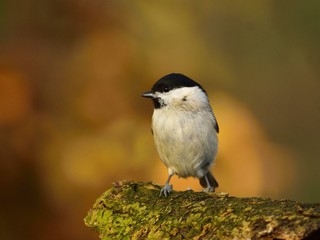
203;186;215;193
160;183;173;197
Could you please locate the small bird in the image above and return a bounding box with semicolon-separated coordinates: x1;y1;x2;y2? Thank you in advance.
142;73;219;196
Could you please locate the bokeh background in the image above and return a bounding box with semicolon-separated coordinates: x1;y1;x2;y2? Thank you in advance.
0;1;319;239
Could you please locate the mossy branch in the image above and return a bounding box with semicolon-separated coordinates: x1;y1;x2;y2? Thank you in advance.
84;181;320;239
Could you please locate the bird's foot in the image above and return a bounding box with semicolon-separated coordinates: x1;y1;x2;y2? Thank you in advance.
160;183;173;197
203;186;215;193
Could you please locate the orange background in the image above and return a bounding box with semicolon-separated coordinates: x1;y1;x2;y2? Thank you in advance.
0;1;319;239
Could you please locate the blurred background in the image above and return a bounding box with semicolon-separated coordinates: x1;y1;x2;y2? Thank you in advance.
0;0;319;239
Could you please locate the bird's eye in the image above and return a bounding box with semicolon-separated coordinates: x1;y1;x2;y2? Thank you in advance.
156;83;171;93
163;87;170;92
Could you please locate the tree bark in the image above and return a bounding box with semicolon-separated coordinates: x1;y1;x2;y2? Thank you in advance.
84;181;320;239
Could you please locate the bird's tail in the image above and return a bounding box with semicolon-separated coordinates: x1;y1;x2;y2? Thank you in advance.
199;171;219;190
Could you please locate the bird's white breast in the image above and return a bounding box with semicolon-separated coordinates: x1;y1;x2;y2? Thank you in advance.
152;107;218;178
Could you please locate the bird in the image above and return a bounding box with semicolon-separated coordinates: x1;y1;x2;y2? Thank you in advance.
142;73;219;196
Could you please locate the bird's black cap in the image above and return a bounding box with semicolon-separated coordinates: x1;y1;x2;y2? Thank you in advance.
151;73;206;94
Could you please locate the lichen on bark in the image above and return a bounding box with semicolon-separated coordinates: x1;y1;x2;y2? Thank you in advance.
84;181;320;239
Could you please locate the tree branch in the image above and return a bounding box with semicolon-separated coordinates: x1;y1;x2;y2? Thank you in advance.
84;181;320;239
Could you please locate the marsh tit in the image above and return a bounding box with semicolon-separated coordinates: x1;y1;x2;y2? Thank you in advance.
142;73;219;196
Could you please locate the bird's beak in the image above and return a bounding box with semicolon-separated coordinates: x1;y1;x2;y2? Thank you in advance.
141;91;155;98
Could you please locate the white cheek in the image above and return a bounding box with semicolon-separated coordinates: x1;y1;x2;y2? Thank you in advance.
155;93;170;106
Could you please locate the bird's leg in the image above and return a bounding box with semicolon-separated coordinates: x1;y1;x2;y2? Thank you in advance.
203;175;215;192
160;172;174;197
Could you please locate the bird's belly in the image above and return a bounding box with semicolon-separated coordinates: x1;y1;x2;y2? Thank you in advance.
152;111;218;178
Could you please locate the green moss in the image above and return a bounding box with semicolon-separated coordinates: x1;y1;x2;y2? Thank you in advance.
85;181;320;239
